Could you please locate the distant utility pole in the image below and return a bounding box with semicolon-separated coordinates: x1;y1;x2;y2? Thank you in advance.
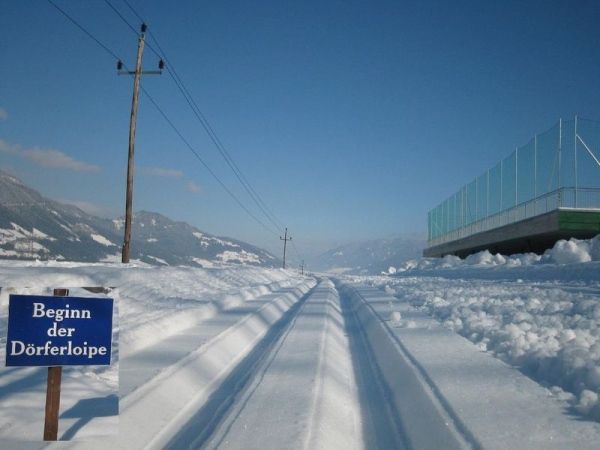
300;260;304;275
280;227;292;269
118;23;164;263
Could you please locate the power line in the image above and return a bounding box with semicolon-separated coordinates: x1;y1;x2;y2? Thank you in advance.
139;86;279;236
45;0;279;237
103;0;138;36
103;0;164;60
290;239;304;266
163;62;286;232
151;41;286;232
121;0;145;26
46;0;121;61
113;0;286;233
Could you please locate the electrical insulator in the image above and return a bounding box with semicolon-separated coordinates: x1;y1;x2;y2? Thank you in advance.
158;59;165;70
117;60;123;71
141;23;147;33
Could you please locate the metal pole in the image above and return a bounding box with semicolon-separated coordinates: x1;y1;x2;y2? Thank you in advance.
515;147;518;206
475;176;478;221
486;168;489;217
462;187;465;227
444;200;450;233
500;159;503;210
122;33;146;264
534;134;537;212
465;186;468;226
558;118;562;206
574;115;578;207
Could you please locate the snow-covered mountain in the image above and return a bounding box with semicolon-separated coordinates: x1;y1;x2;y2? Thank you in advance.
314;236;425;274
0;170;278;267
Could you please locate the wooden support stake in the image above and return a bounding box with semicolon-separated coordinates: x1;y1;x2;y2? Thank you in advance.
43;366;62;440
43;288;68;440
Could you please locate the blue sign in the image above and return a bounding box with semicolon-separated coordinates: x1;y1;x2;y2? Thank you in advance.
5;295;114;367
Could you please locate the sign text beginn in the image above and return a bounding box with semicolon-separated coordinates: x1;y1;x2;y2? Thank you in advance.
5;294;114;366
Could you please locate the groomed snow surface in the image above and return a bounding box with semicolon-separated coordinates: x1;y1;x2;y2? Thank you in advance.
361;235;600;421
1;238;599;449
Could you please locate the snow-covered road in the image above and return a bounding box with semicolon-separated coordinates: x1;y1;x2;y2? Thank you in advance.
1;260;600;449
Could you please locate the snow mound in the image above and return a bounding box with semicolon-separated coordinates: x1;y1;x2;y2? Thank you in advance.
465;250;506;265
390;234;600;273
543;238;592;264
373;276;600;421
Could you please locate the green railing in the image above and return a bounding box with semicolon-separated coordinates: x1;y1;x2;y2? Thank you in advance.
427;117;600;247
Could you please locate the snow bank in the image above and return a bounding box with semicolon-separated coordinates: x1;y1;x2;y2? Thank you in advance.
544;238;592;264
0;261;307;358
389;235;600;274
0;261;311;441
363;276;600;421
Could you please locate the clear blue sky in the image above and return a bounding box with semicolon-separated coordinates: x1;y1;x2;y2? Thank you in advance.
1;0;599;258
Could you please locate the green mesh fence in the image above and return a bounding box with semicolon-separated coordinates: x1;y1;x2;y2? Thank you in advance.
428;117;600;245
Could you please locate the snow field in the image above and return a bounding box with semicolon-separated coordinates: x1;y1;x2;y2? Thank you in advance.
0;261;303;358
2;259;599;447
50;278;316;449
118;277;296;358
0;262;311;445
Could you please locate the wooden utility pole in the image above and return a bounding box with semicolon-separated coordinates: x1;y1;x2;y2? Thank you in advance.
43;288;69;441
280;227;292;269
119;23;163;263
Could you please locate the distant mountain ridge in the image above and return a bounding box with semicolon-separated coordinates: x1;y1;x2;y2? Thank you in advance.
0;170;278;267
314;236;425;274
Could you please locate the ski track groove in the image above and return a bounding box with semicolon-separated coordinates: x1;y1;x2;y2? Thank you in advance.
338;283;482;450
345;284;482;450
165;283;316;449
339;285;410;450
176;280;366;449
23;273;596;449
178;279;478;449
301;289;328;450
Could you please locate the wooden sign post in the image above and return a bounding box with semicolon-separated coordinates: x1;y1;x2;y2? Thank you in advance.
5;289;114;441
43;288;68;440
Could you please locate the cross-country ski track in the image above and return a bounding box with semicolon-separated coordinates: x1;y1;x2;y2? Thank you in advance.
2;267;600;450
